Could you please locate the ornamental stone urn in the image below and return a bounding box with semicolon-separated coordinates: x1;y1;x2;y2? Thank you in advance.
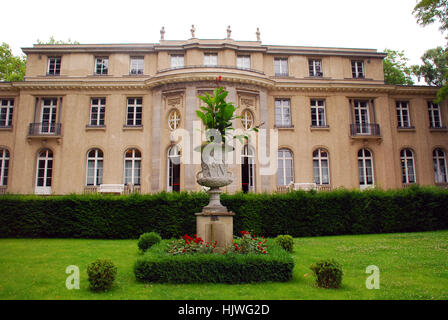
195;143;234;248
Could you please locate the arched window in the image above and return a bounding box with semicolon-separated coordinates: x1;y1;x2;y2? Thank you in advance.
35;149;53;194
86;149;103;186
358;149;374;189
168;109;181;130
313;149;330;185
0;148;10;186
241;109;254;130
241;144;255;192
124;148;141;185
167;145;181;192
277;148;294;186
433;148;447;183
400;149;416;184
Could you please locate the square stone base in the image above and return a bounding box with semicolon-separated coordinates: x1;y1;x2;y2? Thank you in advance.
195;212;234;248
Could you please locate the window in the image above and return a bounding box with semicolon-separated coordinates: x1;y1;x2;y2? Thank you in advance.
124;149;141;185
168;109;181;130
237;55;251;69
311;99;326;127
40;98;58;134
433;148;447;183
167;145;180;192
0;148;9;186
275;99;291;127
35;149;53;190
130;57;144;75
126;98;142;126
94;57;108;75
352;60;364;78
428;102;442;128
274;58;288;76
89;98;105;126
309;59;323;77
204;53;218;66
277;149;294;186
358;149;374;188
241;109;254;130
313;149;330;185
353;100;371;134
241;144;255;193
86;149;103;186
400;149;416;184
171;55;184;69
47;57;61;75
0;99;14;128
396;101;411;128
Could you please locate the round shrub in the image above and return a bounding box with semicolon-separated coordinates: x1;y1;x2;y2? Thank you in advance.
138;232;162;252
310;259;343;289
87;259;117;292
275;235;294;252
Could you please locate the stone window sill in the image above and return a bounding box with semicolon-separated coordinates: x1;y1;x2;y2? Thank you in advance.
310;125;330;131
123;125;143;131
86;125;106;131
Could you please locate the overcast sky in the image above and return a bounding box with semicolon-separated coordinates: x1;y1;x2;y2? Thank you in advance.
2;0;447;67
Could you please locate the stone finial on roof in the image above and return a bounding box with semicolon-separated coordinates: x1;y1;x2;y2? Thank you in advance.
191;25;196;38
160;26;165;41
256;27;261;41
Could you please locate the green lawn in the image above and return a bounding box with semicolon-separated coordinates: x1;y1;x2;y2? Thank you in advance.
0;231;447;300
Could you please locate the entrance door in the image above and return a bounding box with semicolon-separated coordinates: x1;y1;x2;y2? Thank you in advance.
35;149;53;195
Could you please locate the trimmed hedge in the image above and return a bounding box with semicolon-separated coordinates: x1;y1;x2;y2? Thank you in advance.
134;240;294;283
0;186;447;239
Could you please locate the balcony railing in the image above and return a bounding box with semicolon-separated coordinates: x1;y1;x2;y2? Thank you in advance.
28;123;61;136
350;123;380;136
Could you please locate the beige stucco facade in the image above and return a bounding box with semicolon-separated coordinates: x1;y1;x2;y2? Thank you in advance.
0;37;447;195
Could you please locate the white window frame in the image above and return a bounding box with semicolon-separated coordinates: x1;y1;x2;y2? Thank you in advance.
204;53;218;66
396;101;411;128
40;98;58;134
94;57;109;75
433;148;447;183
130;56;144;75
353;100;371;134
86;149;103;186
309;59;322;77
275;99;291;127
171;55;184;69
311;99;326;127
428;102;442;128
241;109;254;130
168;109;181;131
313;149;330;185
89;98;106;126
124;149;141;186
237;55;251;69
47;57;61;75
352;60;365;78
0;148;9;186
167;145;181;192
0;99;14;128
400;149;416;184
277;149;294;186
274;58;288;76
126;98;142;126
35;149;53;194
358;149;374;189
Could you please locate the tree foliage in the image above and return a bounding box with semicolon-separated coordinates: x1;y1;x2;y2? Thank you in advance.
36;36;79;45
383;49;414;85
0;43;26;82
412;46;448;87
413;0;448;33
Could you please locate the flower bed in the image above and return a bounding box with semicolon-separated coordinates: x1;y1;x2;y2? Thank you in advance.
133;235;294;284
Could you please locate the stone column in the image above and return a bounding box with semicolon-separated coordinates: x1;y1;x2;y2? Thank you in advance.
184;85;198;191
151;89;163;192
259;88;271;192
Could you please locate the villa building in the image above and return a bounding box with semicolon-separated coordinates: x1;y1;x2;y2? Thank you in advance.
0;31;447;195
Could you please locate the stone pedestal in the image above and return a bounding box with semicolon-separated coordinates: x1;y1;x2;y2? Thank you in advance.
195;211;234;248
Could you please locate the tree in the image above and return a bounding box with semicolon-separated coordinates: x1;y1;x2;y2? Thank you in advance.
383;49;414;85
413;0;448;34
36;36;79;45
0;42;26;82
412;46;448;86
